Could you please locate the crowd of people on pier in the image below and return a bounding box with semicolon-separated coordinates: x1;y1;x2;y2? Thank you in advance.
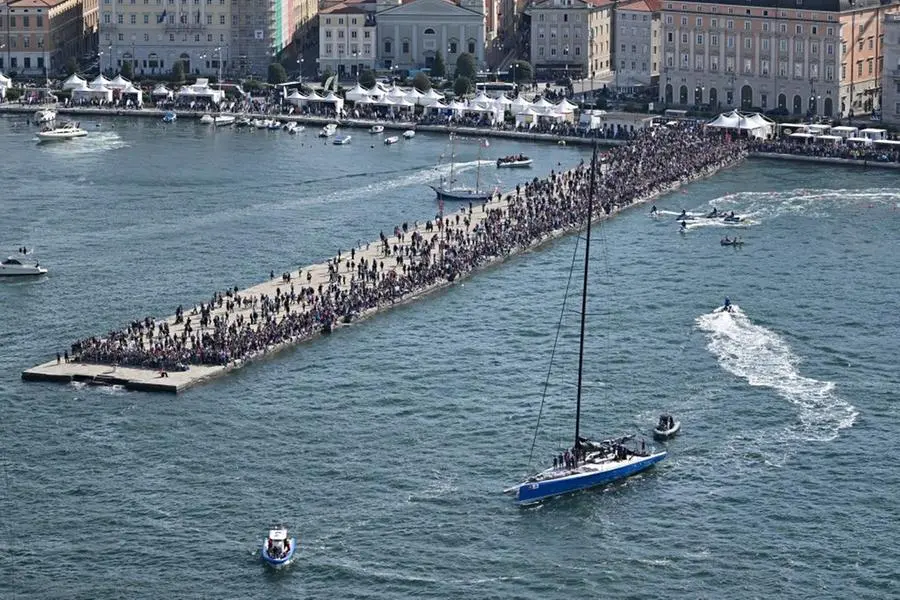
748;138;900;164
68;124;746;372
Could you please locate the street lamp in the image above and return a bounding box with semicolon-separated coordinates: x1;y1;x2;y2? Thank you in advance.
108;43;112;75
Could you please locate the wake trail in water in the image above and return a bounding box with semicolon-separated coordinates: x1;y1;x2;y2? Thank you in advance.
707;187;900;222
695;305;857;443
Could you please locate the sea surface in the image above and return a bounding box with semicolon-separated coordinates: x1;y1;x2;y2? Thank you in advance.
1;115;898;599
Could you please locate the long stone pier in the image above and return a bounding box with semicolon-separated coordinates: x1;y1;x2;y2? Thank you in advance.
22;147;745;393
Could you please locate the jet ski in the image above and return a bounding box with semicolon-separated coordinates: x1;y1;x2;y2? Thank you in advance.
720;238;745;246
704;209;721;219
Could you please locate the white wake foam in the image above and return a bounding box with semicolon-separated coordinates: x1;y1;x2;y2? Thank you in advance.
708;187;900;222
695;305;857;443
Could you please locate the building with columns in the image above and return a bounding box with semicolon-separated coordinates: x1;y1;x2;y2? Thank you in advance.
658;0;899;118
375;0;486;72
884;13;900;125
1;0;94;75
318;0;377;77
526;0;614;81
614;0;661;90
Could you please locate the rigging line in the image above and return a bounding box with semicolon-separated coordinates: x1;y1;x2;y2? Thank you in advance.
526;226;583;469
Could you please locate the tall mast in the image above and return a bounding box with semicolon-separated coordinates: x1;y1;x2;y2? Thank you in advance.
575;143;599;449
476;139;482;193
449;133;456;186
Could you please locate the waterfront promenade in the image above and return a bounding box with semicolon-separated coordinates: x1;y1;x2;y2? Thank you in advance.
22;125;746;393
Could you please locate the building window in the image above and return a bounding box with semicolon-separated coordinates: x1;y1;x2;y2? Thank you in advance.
402;40;409;54
744;21;750;31
681;33;688;44
696;34;703;45
575;46;580;56
384;40;392;53
762;22;768;32
117;14;123;23
325;43;332;54
711;34;718;46
449;41;457;53
36;15;43;27
130;14;136;23
23;16;29;27
325;31;331;39
118;33;124;40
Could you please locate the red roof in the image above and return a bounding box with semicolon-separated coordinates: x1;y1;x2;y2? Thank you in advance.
617;0;660;11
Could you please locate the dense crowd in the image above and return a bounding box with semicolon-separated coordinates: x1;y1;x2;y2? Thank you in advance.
748;138;900;164
67;124;745;373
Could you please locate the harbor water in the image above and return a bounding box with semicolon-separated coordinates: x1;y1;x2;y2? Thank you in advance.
1;115;898;598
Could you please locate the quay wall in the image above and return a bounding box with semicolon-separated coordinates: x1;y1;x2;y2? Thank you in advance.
747;152;900;170
20;141;745;393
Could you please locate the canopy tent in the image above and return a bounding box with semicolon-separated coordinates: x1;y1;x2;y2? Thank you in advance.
150;84;173;99
72;83;113;103
424;100;448;112
447;100;468;113
830;126;859;138
108;74;132;91
874;139;900;148
62;73;85;90
355;95;377;105
344;83;371;103
418;87;444;107
515;108;539;128
531;96;554;110
405;88;424;101
787;132;815;141
707;110;774;139
510;96;532;114
90;75;111;87
706;111;741;129
846;136;873;146
386;85;407;101
814;135;843;144
120;84;143;104
285;89;304;106
0;72;9;99
373;96;396;106
471;90;492;106
555;98;579;113
494;94;513;106
176;78;225;103
305;90;323;101
859;127;887;140
394;98;415;109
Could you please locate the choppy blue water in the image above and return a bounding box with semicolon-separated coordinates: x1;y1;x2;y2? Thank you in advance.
1;116;899;599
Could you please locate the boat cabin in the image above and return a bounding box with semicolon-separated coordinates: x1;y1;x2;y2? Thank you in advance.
2;257;23;265
266;529;290;558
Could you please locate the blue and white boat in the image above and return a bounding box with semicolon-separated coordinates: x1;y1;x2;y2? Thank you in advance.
162;111;177;123
504;144;666;506
333;134;352;145
261;527;296;568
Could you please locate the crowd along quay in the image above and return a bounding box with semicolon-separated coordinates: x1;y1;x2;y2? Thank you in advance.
22;123;747;393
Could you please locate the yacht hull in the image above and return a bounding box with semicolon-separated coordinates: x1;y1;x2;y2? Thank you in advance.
514;451;666;505
429;185;492;202
261;537;296;568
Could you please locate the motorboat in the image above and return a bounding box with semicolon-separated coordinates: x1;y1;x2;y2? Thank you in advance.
333;134;352;145
496;155;533;168
34;109;56;124
384;135;400;145
235;117;252;128
162;111;177;123
214;115;235;126
36;121;88;142
253;119;270;129
267;120;282;130
319;123;338;137
723;215;745;224
403;130;416;139
261;528;296;568
285;122;298;134
0;251;47;277
653;414;681;440
720;237;745;246
199;114;215;125
369;125;384;134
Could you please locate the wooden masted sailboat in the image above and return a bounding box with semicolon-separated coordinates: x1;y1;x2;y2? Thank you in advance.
504;144;667;506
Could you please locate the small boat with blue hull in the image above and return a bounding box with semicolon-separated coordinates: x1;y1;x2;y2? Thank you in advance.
261;528;295;568
162;111;177;123
333;134;352;145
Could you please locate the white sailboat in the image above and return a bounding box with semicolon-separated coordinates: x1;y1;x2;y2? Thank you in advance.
504;145;667;506
428;134;492;202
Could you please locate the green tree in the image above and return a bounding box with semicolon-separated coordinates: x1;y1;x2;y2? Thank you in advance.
510;60;532;84
455;52;477;81
65;56;78;76
432;51;446;79
171;60;186;83
120;60;134;80
320;68;334;87
358;68;376;88
267;62;288;85
453;75;471;97
413;72;432;91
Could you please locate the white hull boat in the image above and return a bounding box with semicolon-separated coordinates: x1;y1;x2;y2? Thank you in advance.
1;253;47;277
261;528;296;569
199;114;215;125
333;134;352;145
384;135;400;145
214;115;235;126
497;157;533;168
403;130;416;139
369;125;384;134
319;123;338;137
37;122;88;142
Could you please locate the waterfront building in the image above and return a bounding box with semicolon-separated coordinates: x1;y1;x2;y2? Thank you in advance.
613;0;661;91
318;0;377;78
526;0;614;81
0;0;95;75
98;0;233;77
658;0;900;118
884;13;900;125
375;0;486;73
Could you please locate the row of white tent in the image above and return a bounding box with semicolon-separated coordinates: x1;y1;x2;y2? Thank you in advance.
64;74;225;104
0;72;10;99
705;110;776;139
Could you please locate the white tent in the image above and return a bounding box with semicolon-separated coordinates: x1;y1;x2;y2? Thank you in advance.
515;108;539;128
306;90;323;101
0;72;9;99
151;84;172;99
405;88;424;102
511;96;532;114
386;85;407;101
556;99;579;113
62;73;85;90
90;75;111;87
424;100;448;112
322;91;344;113
495;94;513;106
447;100;467;113
286;89;303;106
73;83;113;102
344;83;371;103
471;90;492;106
531;96;554;110
176;78;225;103
120;84;143;104
394;97;415;109
108;74;132;91
418;87;444;106
374;96;396;106
707;111;741;129
356;95;377;105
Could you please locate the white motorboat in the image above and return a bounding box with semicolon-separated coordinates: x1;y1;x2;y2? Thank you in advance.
162;111;177;123
261;528;296;568
403;130;416;139
496;155;533;168
333;134;352;145
384;135;400;145
34;109;57;124
253;119;270;129
319;123;338;137
285;122;298;134
214;115;235;126
369;125;384;134
199;114;215;125
267;120;282;130
0;251;47;277
36;121;88;142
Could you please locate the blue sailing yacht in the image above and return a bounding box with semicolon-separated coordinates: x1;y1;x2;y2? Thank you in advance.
504;145;667;506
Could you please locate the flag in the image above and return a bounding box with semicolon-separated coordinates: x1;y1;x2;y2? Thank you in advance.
157;10;167;23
